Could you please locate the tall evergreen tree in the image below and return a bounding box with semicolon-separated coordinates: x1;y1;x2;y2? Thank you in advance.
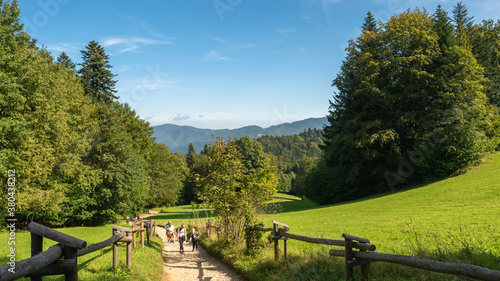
186;143;197;169
469;20;500;107
452;2;473;48
56;51;76;71
362;11;377;32
78;40;118;105
182;142;198;204
433;5;456;50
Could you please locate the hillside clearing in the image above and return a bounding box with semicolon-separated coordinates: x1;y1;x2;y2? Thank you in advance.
153;152;500;280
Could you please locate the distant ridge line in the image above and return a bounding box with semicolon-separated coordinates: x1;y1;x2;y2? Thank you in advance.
152;117;328;153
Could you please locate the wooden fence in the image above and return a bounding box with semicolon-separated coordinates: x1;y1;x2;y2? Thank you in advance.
0;220;157;281
244;220;500;281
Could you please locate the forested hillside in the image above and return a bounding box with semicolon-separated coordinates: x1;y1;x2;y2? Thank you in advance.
306;5;500;204
0;1;186;226
258;128;324;194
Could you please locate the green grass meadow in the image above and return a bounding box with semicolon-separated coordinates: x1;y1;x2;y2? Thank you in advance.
153;152;500;280
0;224;164;280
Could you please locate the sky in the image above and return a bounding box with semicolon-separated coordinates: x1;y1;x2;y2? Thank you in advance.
18;0;500;129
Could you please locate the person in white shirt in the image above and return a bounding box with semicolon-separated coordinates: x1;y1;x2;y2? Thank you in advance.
177;224;186;253
165;221;175;243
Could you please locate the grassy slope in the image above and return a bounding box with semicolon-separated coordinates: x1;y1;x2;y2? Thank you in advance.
0;224;164;280
266;152;500;256
243;152;500;280
152;152;500;280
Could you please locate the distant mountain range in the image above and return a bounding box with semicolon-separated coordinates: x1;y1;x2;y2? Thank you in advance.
153;117;328;153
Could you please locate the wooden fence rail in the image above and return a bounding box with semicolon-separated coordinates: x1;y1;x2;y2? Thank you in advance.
329;249;500;281
0;244;64;281
0;220;157;281
256;221;500;281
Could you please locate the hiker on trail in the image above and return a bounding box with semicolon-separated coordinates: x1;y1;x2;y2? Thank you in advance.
177;224;186;253
189;228;200;251
166;221;175;243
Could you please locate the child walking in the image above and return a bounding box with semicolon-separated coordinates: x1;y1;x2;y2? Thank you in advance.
190;228;199;251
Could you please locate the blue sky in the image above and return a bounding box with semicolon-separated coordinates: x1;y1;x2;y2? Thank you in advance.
19;0;500;129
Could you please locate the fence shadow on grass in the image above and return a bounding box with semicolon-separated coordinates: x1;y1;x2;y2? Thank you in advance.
78;247;112;270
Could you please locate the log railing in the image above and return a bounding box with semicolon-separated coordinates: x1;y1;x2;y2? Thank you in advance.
206;221;221;237
258;221;500;281
0;220;157;281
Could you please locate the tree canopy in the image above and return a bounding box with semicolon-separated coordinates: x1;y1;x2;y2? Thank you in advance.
314;7;500;204
0;1;186;226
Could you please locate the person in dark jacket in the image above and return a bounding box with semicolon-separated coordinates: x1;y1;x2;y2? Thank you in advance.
189;228;199;251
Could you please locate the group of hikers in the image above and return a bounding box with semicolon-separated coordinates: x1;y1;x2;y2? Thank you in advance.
165;221;199;253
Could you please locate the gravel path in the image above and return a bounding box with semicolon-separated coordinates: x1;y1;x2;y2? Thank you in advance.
155;226;247;281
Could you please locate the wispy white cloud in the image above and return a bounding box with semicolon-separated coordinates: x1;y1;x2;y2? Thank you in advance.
173;114;192;121
100;36;174;55
201;50;242;61
117;46;139;54
206;35;231;43
118;14;177;41
45;42;81;54
102;37;173;47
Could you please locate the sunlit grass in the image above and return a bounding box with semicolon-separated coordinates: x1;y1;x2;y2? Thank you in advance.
0;224;164;280
152;152;500;280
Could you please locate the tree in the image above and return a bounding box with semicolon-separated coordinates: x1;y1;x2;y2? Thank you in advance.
78;40;118;105
186;142;197;169
322;8;392;200
452;2;473;48
0;0;34;48
434;5;456;50
196;134;277;241
469;20;500;107
235;136;266;172
56;51;76;71
235;136;278;207
149;143;188;207
362;11;377;32
319;8;499;204
0;0;97;225
65;102;154;225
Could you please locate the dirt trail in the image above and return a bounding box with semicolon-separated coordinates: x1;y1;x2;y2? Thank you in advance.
155;226;247;281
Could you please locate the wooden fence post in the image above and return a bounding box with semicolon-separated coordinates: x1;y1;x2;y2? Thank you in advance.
63;246;78;281
30;233;43;281
284;238;288;259
126;231;132;268
342;234;372;281
345;237;354;281
132;229;136;249
273;222;279;261
112;228;118;271
360;248;369;280
140;221;145;249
